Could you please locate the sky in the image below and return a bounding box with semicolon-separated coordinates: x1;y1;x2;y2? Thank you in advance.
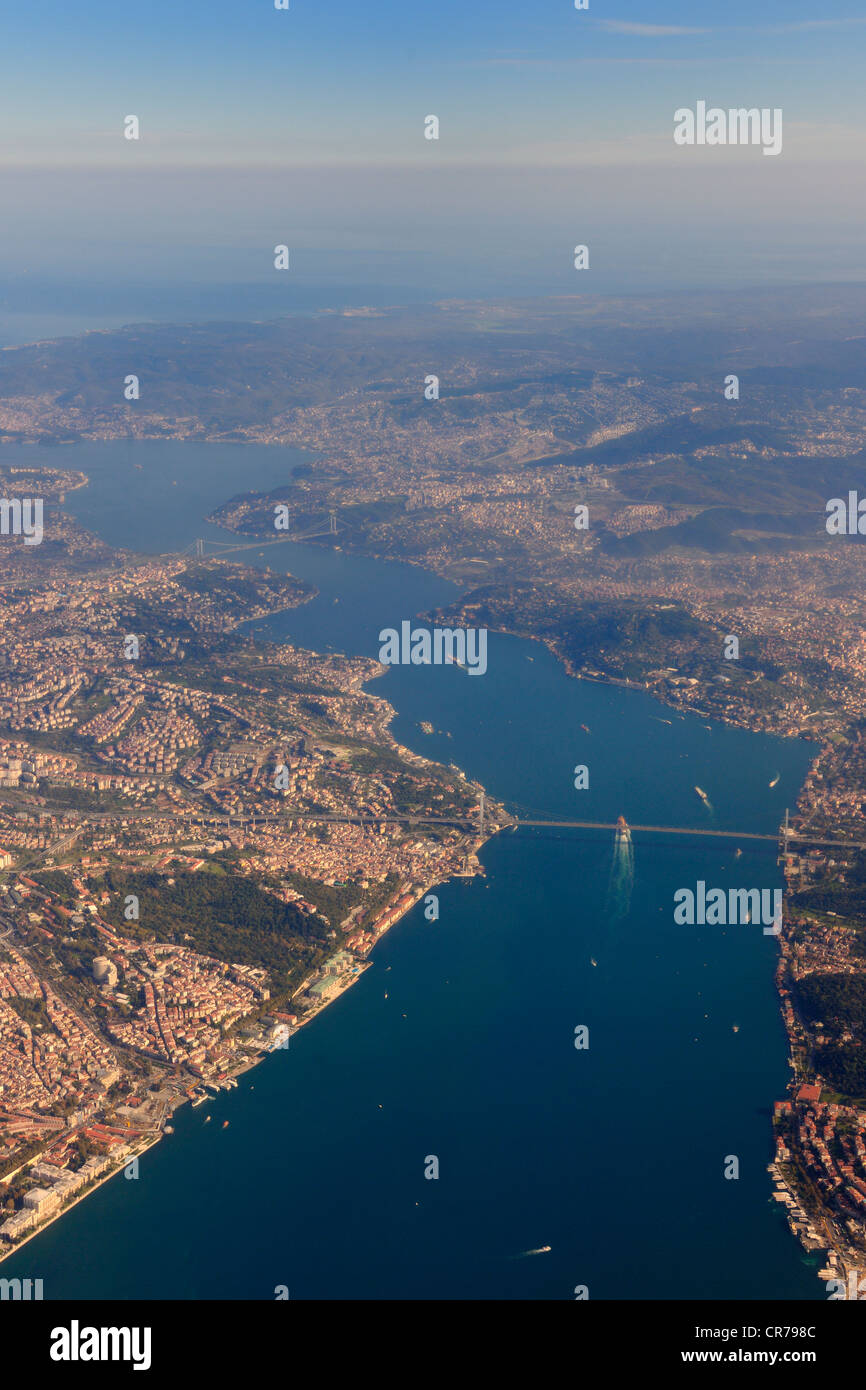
1;1;865;333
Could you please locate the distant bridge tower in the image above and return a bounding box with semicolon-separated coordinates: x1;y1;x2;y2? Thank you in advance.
329;509;337;534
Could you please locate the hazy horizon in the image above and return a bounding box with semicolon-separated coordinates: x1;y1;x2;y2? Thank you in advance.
2;0;865;344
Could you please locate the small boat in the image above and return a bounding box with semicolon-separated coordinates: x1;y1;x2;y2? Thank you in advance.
384;992;388;999
590;958;597;968
164;1125;174;1134
694;786;710;804
732;1024;740;1033
580;724;591;734
769;774;780;788
204;1116;211;1123
734;848;742;858
222;1120;229;1129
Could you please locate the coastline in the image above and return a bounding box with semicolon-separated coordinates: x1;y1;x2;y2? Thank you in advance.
0;1131;161;1271
0;495;827;1292
0;831;498;1271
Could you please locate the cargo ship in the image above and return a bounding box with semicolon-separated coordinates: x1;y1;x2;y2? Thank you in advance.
694;786;710;805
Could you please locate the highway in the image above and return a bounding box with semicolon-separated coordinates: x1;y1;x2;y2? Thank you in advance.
33;802;859;859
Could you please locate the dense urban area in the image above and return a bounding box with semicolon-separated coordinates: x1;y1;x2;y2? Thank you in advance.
2;289;866;1289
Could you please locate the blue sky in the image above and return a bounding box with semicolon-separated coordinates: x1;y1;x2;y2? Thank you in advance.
5;1;865;166
0;1;864;320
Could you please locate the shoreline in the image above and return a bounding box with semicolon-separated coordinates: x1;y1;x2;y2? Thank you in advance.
210;527;839;1288
1;487;828;1291
0;1131;162;1270
0;834;496;1272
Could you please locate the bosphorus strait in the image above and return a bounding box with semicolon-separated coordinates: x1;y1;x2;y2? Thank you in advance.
0;441;817;1299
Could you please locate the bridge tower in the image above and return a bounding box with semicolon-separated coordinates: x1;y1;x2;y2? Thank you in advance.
195;538;205;559
329;509;337;534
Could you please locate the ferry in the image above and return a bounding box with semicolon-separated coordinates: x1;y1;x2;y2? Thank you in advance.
694;786;710;804
615;814;630;837
191;1092;207;1108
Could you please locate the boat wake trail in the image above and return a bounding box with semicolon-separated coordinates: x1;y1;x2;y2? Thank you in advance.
605;817;634;921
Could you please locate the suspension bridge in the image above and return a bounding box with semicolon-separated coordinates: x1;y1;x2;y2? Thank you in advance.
225;797;811;851
178;509;339;560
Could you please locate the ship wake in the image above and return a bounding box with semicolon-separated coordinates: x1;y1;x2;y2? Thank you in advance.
605;823;634;921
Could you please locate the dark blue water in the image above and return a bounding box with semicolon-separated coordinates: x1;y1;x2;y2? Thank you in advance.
0;441;819;1298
